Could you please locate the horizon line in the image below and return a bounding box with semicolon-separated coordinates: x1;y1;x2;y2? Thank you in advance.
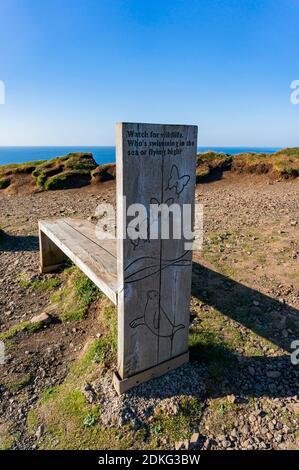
0;145;286;148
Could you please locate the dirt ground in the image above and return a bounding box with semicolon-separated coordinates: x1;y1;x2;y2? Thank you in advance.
0;173;298;450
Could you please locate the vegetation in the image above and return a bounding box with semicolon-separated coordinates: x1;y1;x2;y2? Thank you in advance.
0;152;97;191
0;177;10;189
195;148;299;182
50;265;100;322
0;160;45;177
0;148;298;193
2;374;31;393
19;273;61;290
32;152;97;190
196;152;233;182
26;300;121;450
0;423;18;450
0;320;43;343
91;163;116;182
150;396;202;442
232;147;299;178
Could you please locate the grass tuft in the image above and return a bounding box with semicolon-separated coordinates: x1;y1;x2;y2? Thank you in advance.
19;273;61;290
0;320;43;342
50;266;100;322
0;177;10;189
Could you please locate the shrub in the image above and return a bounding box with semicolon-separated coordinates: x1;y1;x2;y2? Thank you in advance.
0;178;10;189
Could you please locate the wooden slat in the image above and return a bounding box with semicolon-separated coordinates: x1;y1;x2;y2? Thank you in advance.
63;218;117;258
38;218;118;304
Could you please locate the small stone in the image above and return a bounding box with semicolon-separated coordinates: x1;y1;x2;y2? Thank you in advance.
30;312;51;325
227;394;237;403
175;441;184;450
287;403;299;414
35;423;45;439
243;439;250;448
282;425;290;434
248;366;255;376
241;424;250;435
253;300;260;306
266;371;281;379
82;382;96;403
183;439;189;450
222;439;231;448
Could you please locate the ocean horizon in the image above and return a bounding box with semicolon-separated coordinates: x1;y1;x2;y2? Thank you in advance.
0;146;282;166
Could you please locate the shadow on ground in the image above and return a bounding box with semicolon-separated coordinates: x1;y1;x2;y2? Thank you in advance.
187;261;299;399
192;262;299;352
127;262;298;400
196;168;227;184
0;232;39;252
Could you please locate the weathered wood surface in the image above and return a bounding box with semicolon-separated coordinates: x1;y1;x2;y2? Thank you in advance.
113;352;189;394
116;122;197;380
39;218;118;304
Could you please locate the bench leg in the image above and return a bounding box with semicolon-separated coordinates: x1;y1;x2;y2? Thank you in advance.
39;230;67;273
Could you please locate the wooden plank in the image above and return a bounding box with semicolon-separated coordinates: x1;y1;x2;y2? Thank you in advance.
39;229;67;272
63;218;117;258
116;123;197;381
40;263;66;273
39;219;118;304
113;352;189;395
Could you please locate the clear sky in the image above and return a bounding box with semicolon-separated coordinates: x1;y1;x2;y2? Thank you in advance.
0;0;298;146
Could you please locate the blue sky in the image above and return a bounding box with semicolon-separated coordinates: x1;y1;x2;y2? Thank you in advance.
0;0;298;146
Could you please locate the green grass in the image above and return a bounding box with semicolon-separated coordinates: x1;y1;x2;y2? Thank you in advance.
150;396;202;443
50;266;100;322
196;152;233;182
0;160;45;177
0;423;18;450
0;320;43;342
44;170;91;190
0;177;10;189
195;148;299;182
0;152;97;191
2;374;31;392
232;148;299;178
19;273;61;290
26;303;123;450
32;153;97;190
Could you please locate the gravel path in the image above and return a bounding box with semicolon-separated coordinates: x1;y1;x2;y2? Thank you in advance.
0;174;298;450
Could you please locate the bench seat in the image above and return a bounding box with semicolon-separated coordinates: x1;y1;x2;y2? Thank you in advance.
38;218;118;305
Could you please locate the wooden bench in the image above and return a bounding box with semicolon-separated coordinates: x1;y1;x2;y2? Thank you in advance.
39;218;118;305
39;122;197;394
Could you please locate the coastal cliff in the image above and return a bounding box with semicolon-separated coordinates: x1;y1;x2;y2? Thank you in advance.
0;148;298;194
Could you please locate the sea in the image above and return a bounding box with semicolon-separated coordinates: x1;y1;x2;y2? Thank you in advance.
0;146;281;166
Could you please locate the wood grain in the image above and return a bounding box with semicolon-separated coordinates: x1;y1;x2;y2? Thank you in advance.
39;218;118;304
116;123;197;380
